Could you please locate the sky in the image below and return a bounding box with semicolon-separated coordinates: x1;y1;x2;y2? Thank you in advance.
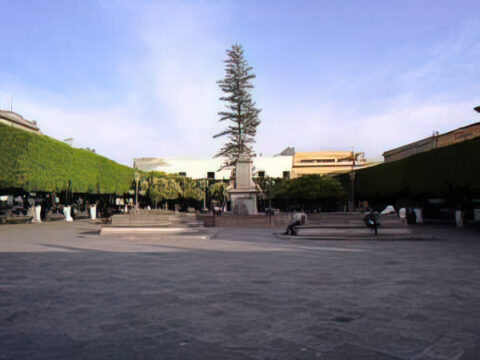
1;0;479;166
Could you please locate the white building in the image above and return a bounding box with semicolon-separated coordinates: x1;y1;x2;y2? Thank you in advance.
134;154;293;180
0;110;40;133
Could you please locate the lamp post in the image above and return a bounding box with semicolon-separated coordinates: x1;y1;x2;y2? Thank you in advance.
349;151;356;212
202;179;207;211
349;172;356;212
135;172;140;210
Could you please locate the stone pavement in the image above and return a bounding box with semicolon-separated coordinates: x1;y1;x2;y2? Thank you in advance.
0;221;479;359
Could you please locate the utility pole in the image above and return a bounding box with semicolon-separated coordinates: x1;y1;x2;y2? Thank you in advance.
349;151;356;212
135;172;140;210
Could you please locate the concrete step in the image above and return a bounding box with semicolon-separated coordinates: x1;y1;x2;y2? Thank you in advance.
106;213;205;232
101;226;202;234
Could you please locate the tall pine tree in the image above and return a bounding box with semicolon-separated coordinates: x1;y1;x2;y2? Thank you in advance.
213;44;261;167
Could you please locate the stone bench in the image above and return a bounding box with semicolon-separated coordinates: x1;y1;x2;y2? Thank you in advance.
293;225;410;236
6;215;33;224
292;214;409;237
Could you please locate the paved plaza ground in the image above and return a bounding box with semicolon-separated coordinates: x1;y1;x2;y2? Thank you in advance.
0;221;479;359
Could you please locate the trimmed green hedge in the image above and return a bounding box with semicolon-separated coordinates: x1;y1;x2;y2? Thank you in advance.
353;137;480;199
0;123;134;194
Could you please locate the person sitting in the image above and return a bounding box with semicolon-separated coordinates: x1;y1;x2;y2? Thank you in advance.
285;210;307;235
364;210;380;235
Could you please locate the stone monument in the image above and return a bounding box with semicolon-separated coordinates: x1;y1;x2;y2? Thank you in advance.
227;156;259;215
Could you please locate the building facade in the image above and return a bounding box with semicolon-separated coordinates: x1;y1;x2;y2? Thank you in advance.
0;110;40;133
133;155;293;180
134;150;370;180
291;151;367;178
383;122;480;163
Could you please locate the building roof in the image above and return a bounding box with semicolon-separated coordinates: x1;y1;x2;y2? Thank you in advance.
0;110;40;132
294;151;354;159
383;122;480;157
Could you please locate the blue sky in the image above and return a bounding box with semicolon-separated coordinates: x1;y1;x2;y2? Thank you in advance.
1;0;479;165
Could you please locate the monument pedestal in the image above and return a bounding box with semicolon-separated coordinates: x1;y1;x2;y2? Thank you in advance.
229;189;258;215
227;156;259;215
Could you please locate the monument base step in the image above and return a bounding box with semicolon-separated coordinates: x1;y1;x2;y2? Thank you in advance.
100;226;202;234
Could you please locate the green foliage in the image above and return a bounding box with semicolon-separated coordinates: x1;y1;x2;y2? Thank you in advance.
214;44;261;166
0;123;134;193
139;171;203;203
353;137;480;199
180;177;204;201
209;182;228;204
254;176;284;200
274;175;346;201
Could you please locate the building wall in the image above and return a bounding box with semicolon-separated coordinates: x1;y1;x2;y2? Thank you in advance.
134;155;293;180
383;122;480;163
253;156;293;178
141;158;231;179
0;117;40;134
0;111;40;133
383;138;436;163
436;123;480;147
134;151;370;180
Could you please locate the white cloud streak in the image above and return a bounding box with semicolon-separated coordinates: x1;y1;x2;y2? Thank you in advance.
1;2;479;166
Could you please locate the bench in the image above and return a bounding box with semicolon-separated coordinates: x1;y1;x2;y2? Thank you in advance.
292;213;410;237
6;215;33;224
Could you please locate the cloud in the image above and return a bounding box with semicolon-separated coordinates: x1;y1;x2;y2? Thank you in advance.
0;1;233;165
120;1;233;156
257;93;480;160
1;2;479;166
255;20;480;159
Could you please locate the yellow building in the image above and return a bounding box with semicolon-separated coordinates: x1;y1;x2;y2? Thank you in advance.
291;151;367;178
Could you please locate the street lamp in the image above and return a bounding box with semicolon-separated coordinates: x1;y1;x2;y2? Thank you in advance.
134;172;140;210
474;106;480;113
349;151;356;212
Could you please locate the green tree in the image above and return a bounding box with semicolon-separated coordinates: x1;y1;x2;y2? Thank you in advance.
140;171;183;209
209;182;228;206
274;175;346;210
254;176;283;208
179;177;204;202
213;44;261;167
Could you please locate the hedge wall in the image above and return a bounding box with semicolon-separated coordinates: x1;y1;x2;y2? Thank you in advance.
0;123;134;194
353;137;480;199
